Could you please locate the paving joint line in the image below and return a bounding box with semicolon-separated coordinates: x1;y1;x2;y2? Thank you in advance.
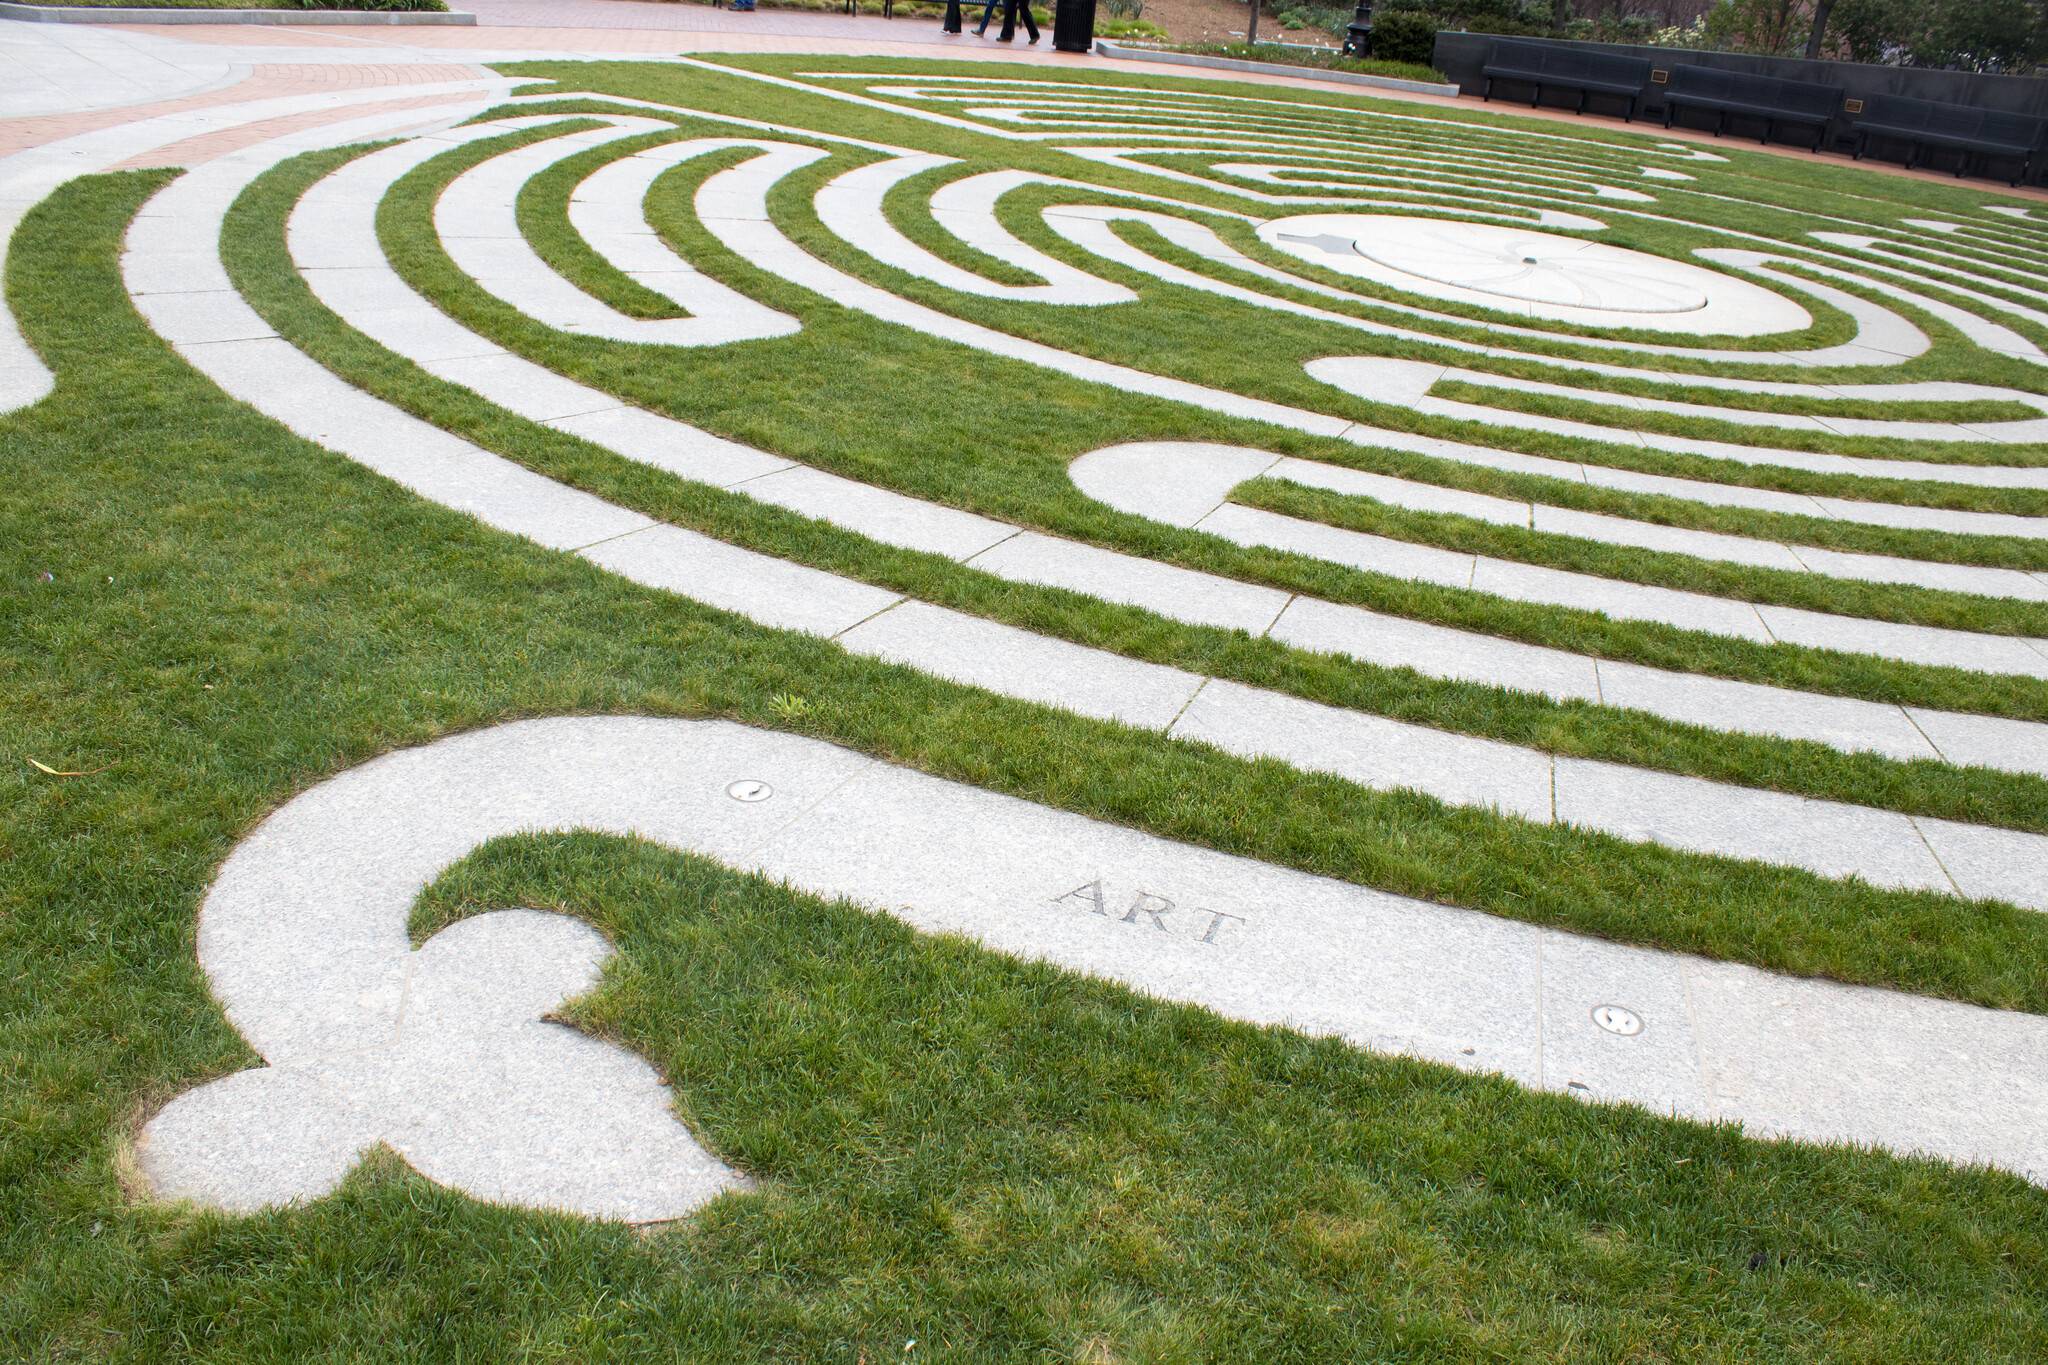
1895;707;1951;765
1257;593;1295;639
956;526;1023;566
1160;675;1211;736
1906;815;1969;900
565;522;658;555
826;594;910;642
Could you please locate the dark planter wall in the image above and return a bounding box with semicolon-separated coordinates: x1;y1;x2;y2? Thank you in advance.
1432;31;2048;155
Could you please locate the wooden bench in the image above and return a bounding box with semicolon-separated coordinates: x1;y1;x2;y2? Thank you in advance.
1661;65;1843;151
1482;40;1654;122
1852;94;2047;186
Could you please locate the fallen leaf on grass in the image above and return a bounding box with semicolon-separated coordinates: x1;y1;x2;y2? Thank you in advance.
26;757;115;777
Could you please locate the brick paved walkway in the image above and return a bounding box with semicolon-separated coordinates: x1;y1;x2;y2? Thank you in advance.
471;0;960;39
0;63;486;157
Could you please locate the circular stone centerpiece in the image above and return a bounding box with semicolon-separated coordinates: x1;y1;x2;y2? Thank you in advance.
1359;226;1708;314
1258;213;1810;336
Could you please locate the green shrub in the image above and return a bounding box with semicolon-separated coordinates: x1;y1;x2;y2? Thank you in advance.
1266;2;1352;36
1371;7;1440;64
1377;0;1551;38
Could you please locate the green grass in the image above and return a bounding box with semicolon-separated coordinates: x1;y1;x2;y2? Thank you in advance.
12;57;2048;1360
8;173;2048;1350
1141;41;1447;86
1231;473;2048;639
1426;377;2047;462
1096;16;1170;39
525;63;2048;526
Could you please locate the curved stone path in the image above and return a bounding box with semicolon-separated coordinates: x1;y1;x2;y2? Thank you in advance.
137;716;2048;1221
0;71;516;412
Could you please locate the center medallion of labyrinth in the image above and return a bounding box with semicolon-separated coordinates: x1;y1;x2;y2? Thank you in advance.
1260;212;1811;332
17;49;2042;1256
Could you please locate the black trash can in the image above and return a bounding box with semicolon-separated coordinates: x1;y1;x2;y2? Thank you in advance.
1053;0;1095;52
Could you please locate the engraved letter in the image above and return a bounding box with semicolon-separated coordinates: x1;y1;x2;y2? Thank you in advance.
1121;890;1173;931
1197;909;1245;945
1053;880;1109;916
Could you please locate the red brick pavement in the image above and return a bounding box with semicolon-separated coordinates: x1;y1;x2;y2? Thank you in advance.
0;63;488;160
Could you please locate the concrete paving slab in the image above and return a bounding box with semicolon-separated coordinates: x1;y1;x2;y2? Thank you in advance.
741;464;1017;561
1200;502;1477;587
1594;659;1942;765
1554;757;1959;897
545;403;794;486
1258;213;1809;335
1533;504;1810;572
1538;933;1705;1114
1914;817;2048;911
1170;677;1557;820
965;530;1292;635
581;523;900;637
1903;705;2048;778
1267;594;1603;701
838;601;1207;729
423;352;624;422
1755;605;2048;680
1469;557;1777;641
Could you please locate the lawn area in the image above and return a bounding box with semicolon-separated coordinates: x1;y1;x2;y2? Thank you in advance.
8;50;2048;1361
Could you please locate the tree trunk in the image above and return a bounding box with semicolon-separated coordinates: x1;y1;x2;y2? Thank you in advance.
1805;0;1837;59
1247;0;1259;45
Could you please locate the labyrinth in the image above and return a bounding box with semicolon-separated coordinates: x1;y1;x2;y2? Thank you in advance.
13;46;2048;1357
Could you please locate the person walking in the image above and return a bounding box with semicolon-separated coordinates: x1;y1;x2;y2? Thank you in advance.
997;0;1039;41
978;0;1036;39
943;0;962;31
